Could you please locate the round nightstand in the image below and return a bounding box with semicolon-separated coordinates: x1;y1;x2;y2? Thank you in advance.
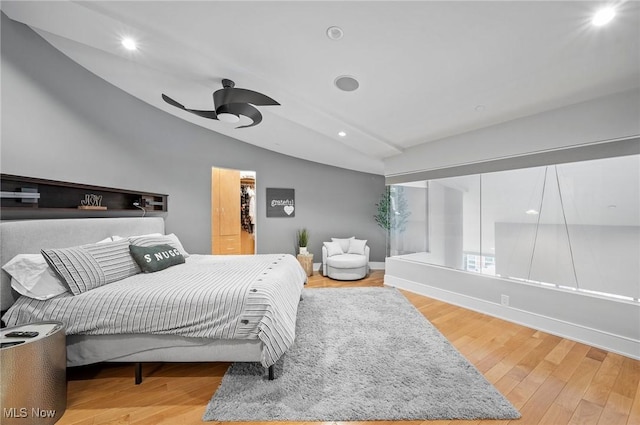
1;321;66;425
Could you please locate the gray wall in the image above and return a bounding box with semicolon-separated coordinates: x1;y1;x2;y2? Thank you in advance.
0;14;386;260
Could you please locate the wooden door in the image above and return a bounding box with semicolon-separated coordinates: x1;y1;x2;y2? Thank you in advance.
211;168;241;254
218;169;240;236
211;168;220;252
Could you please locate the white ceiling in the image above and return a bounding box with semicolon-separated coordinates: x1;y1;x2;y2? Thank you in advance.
2;1;639;175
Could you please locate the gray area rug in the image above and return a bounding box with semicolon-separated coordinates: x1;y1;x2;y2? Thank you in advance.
203;287;521;421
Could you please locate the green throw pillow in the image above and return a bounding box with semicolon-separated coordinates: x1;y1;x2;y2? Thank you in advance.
129;244;185;273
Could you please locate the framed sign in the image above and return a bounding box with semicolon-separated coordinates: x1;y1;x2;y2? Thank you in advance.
266;188;295;217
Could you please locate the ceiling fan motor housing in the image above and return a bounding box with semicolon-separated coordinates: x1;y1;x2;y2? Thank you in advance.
221;79;236;89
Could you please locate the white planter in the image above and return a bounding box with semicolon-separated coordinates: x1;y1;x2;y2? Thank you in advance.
299;247;308;255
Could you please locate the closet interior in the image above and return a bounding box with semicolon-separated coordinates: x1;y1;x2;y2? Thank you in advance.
211;167;256;255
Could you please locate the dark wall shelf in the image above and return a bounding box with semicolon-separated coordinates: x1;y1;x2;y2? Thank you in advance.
1;174;167;219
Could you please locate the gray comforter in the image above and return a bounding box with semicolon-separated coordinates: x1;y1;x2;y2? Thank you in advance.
3;254;306;367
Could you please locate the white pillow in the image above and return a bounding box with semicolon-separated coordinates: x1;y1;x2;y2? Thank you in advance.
348;239;368;255
331;237;355;253
323;241;344;257
128;233;189;258
3;254;68;300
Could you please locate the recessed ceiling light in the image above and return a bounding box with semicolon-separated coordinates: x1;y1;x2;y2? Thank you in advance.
121;37;138;51
474;105;485;112
335;75;359;92
338;131;347;137
526;209;539;215
326;26;344;40
607;204;617;209
592;7;616;26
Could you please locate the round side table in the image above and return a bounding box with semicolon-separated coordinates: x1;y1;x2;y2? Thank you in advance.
1;321;66;425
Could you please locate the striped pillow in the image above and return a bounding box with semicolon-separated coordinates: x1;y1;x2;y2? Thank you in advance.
42;239;141;295
128;233;189;258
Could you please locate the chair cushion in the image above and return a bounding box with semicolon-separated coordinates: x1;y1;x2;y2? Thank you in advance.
331;237;354;253
326;253;367;269
323;241;344;257
347;239;367;255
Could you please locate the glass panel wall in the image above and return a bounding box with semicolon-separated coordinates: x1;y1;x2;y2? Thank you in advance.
389;154;640;302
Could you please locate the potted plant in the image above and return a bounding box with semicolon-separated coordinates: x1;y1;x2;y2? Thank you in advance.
374;186;411;256
297;228;309;254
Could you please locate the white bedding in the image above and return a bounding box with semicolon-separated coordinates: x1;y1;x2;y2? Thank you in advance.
2;254;306;367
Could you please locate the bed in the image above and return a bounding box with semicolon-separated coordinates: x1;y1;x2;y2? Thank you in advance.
0;217;307;382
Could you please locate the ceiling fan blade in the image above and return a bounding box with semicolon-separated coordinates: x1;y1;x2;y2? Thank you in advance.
162;93;186;110
218;103;263;129
162;94;218;120
186;109;218;119
214;87;280;108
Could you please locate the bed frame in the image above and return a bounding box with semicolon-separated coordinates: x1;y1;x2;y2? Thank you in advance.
0;217;274;383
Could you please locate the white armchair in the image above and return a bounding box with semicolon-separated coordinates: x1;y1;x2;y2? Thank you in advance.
322;237;370;280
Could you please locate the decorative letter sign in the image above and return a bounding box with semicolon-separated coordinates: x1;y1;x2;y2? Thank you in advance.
266;188;295;217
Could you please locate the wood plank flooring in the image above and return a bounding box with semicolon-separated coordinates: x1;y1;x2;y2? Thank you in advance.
56;270;640;425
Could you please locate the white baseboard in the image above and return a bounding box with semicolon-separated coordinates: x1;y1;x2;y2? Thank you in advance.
385;275;640;361
369;262;385;270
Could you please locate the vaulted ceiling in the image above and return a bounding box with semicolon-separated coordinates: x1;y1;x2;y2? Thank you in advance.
2;1;639;174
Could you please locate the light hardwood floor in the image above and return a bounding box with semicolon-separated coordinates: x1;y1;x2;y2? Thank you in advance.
57;270;639;425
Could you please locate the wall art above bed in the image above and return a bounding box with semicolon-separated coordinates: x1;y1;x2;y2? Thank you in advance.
0;174;167;219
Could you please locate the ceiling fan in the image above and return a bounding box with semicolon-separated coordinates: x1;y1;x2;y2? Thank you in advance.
162;79;279;129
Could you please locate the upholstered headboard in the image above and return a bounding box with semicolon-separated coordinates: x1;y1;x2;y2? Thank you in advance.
0;217;165;310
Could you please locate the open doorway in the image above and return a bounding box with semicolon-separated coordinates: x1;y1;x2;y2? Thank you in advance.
211;167;256;255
